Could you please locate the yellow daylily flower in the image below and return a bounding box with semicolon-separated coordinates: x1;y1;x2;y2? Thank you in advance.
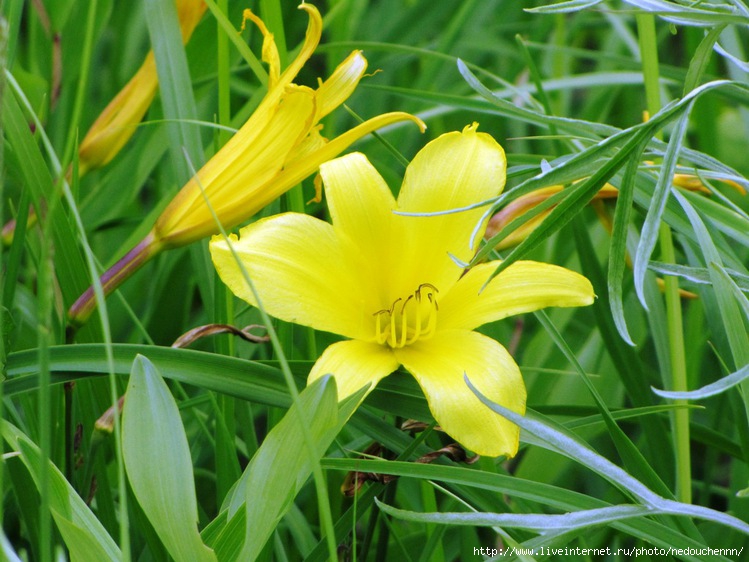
210;125;595;457
68;3;424;327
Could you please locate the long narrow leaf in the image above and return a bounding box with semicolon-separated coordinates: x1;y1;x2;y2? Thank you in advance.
633;104;693;308
466;376;749;535
653;364;749;401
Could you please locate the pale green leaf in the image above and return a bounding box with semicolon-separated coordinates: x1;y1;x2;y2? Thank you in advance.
122;355;217;562
653;364;749;401
1;422;121;561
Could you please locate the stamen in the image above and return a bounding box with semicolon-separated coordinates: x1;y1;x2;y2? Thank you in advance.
373;285;439;348
400;295;413;347
373;309;387;345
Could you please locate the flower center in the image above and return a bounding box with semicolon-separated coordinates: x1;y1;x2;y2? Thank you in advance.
373;283;439;348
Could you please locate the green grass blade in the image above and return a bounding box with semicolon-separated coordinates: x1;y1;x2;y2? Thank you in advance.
321;458;730;560
144;0;204;182
683;25;725;94
633;105;693;307
467;379;749;535
653;363;749;401
607;140;648;345
376;499;653;532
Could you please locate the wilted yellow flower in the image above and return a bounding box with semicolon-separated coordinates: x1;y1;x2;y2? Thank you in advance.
211;126;594;457
68;3;424;327
485;184;619;250
485;170;745;250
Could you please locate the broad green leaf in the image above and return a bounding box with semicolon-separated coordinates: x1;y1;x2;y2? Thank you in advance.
213;377;367;562
121;354;217;562
4;345;430;420
5;344;298;405
1;422;121;561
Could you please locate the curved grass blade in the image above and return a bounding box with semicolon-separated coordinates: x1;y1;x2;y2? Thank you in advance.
122;355;217;562
466;376;749;536
633;104;693;308
672;190;749;368
653;364;749;401
648;262;749;291
525;0;604;14
608;138;649;345
622;0;749;26
376;499;652;532
321;458;729;560
684;26;725;94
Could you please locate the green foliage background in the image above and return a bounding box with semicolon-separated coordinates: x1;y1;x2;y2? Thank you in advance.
2;0;749;560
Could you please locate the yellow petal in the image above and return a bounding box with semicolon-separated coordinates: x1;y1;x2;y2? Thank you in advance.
257;111;425;213
241;8;281;87
209;213;380;340
219;3;321;147
283;124;326;169
308;340;399;400
315;50;367;120
320;152;397;304
176;0;207;42
393;124;507;296
438;260;595;331
266;3;322;104
394;330;525;457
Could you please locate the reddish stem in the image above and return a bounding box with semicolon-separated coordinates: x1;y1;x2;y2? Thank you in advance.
67;232;162;328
